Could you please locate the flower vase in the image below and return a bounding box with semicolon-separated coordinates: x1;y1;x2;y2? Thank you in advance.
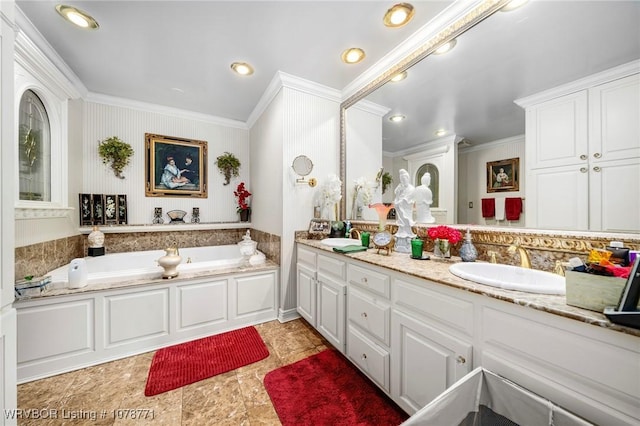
239;209;251;222
434;238;451;258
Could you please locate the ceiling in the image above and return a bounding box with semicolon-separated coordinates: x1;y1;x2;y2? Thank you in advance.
16;0;453;123
362;0;640;153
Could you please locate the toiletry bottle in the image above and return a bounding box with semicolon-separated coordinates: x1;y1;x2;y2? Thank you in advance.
459;228;478;262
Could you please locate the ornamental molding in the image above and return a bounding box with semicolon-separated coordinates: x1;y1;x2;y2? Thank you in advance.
15;207;74;220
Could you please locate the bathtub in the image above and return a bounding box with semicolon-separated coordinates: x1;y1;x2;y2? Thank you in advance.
48;245;261;287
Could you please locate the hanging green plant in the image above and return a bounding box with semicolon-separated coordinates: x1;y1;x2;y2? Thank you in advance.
215;151;241;185
98;136;134;179
381;172;393;194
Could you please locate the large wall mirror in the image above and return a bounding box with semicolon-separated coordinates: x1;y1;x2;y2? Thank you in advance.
341;0;640;233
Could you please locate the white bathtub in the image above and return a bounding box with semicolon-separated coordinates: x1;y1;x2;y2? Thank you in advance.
48;245;257;286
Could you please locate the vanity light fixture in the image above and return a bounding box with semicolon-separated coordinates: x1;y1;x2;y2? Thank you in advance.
55;5;99;29
389;114;406;123
434;39;457;55
230;62;254;75
383;3;415;28
390;71;408;82
501;0;529;12
341;48;366;64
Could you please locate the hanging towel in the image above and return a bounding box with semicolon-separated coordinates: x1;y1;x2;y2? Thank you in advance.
495;198;506;221
481;198;495;218
505;197;523;221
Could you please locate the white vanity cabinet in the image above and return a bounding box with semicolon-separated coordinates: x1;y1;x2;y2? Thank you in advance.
296;246;317;326
522;68;640;232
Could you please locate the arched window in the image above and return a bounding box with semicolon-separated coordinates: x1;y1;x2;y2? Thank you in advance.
18;90;51;201
415;163;439;208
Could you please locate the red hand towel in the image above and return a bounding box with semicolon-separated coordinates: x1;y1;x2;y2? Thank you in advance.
481;198;495;218
505;197;522;220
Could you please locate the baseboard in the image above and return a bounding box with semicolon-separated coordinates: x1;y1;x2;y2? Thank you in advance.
278;308;300;323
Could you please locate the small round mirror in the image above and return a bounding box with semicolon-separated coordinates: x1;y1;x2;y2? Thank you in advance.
292;155;313;177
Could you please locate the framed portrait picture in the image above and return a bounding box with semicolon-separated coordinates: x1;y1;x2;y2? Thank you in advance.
117;195;128;224
308;219;330;234
487;157;519;193
103;194;118;224
145;133;208;198
91;194;105;225
79;193;93;226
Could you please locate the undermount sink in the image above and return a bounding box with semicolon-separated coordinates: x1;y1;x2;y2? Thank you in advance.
449;263;566;295
320;238;361;248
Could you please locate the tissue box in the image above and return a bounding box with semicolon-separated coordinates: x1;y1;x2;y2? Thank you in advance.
565;271;626;312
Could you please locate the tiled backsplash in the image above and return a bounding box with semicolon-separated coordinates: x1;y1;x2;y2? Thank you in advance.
15;228;281;281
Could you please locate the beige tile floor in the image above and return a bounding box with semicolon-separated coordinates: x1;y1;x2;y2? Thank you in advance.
17;319;331;425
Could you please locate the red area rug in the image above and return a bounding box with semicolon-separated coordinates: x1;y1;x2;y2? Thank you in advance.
264;349;408;425
144;326;269;396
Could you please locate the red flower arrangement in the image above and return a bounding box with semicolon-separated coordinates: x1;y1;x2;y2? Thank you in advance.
234;182;252;213
427;225;462;244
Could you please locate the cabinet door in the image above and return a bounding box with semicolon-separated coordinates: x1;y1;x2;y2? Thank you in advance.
391;310;472;415
589;157;640;232
526;164;589;230
296;263;316;326
526;91;588;169
316;272;346;353
589;73;640;162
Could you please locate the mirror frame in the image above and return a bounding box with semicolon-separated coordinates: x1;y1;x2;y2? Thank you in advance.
338;0;511;219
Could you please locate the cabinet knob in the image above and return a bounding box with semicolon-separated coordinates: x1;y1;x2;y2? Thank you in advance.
579;154;587;160
593;152;602;159
580;167;588;173
361;277;368;284
456;355;466;364
361;353;367;360
593;166;601;172
361;312;368;319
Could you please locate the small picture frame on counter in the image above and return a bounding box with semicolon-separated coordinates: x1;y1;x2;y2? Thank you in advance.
104;194;118;225
79;193;93;226
117;194;128;224
91;194;105;225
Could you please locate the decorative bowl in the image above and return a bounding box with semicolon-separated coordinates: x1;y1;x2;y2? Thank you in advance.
166;209;187;223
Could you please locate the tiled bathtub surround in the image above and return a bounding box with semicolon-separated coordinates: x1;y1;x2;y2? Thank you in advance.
15;228;281;281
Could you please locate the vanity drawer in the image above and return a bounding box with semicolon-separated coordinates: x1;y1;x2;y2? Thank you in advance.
347;325;389;392
348;264;390;298
297;246;317;269
348;288;390;345
318;254;346;281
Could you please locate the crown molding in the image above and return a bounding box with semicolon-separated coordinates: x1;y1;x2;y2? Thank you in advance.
458;134;524;153
247;71;340;128
515;59;640;108
349;99;390;117
85;92;248;130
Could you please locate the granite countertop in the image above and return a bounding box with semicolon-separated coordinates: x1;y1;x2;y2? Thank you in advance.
14;260;279;302
296;238;640;338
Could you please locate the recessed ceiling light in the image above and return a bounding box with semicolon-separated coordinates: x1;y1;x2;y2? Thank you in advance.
171;88;184;93
390;71;408;82
434;39;457;55
55;5;99;29
230;62;254;75
383;3;415;28
389;115;406;122
341;48;366;64
501;0;529;12
435;129;447;137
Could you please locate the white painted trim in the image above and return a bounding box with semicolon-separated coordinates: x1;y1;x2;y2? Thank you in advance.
84;92;248;129
350;99;390;117
278;307;301;323
458;134;525;154
15;206;73;220
514;59;640;108
393;135;458;159
403;143;451;161
246;71;285;128
342;0;482;101
77;222;251;234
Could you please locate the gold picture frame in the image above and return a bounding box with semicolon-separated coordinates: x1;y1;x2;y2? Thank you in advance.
145;133;207;198
487;157;519;193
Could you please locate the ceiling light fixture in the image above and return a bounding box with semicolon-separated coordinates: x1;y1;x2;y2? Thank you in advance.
501;0;529;12
435;129;447;137
341;48;366;64
389;115;406;122
55;5;99;29
390;71;408;82
230;62;254;76
383;3;415;28
434;39;457;55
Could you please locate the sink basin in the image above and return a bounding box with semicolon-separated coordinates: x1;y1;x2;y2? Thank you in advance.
320;238;361;248
449;263;565;295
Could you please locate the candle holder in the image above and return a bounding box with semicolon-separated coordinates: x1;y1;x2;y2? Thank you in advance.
191;207;200;223
152;207;163;224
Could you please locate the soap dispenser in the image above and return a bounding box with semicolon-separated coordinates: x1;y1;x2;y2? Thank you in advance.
459;228;478;262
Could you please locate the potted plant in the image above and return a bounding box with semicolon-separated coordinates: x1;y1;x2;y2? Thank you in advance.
98;136;134;179
381;172;393;194
215;152;241;185
234;182;252;222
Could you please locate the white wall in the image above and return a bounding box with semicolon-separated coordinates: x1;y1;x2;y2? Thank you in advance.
82;99;250;225
458;135;525;226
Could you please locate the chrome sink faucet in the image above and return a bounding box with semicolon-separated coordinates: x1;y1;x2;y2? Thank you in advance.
508;243;531;269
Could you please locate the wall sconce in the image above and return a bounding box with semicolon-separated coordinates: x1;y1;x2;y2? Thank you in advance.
292;155;317;187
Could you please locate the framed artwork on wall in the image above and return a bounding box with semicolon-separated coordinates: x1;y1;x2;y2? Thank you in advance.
487;157;519;193
145;133;208;198
117;195;128;224
79;193;93;226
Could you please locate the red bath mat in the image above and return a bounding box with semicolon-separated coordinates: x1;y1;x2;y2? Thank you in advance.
264;349;408;425
144;326;269;396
